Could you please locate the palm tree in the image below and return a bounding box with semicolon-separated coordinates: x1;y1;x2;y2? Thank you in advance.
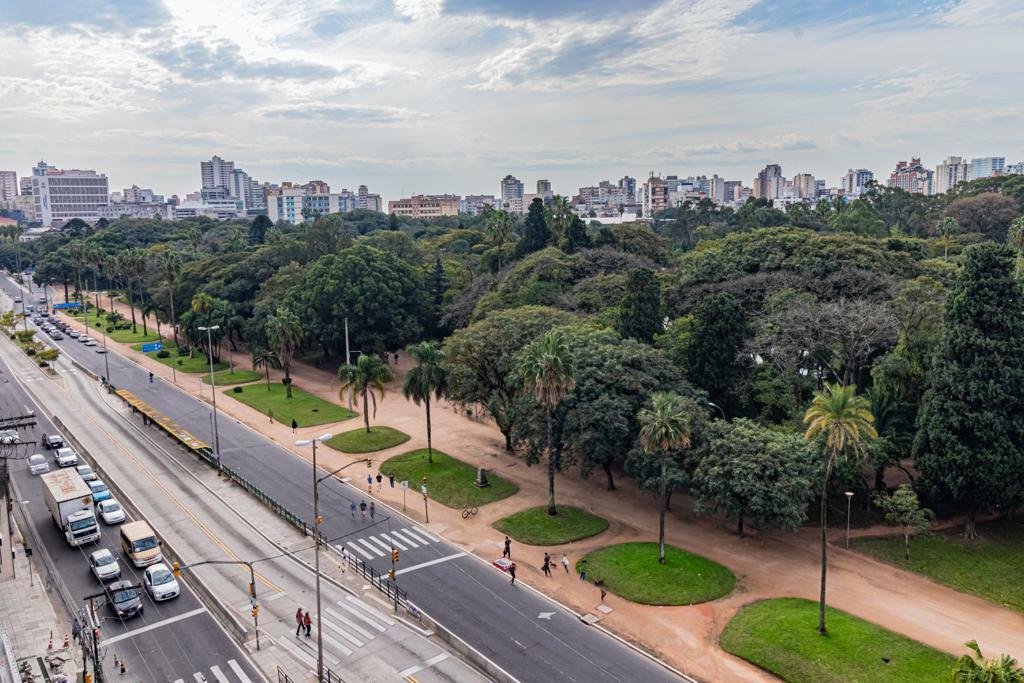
403;342;450;464
191;292;217;361
105;254;122;314
803;382;877;635
266;307;303;399
156;249;182;349
548;195;573;246
951;640;1024;682
252;347;280;391
485;210;515;272
84;243;105;323
339;354;394;433
122;248;147;334
517;329;576;516
637;392;696;564
1008;216;1024;279
938;216;959;262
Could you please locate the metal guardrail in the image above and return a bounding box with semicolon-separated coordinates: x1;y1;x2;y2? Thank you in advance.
323;667;347;683
276;666;296;683
342;552;407;609
0;624;19;683
219;464;314;537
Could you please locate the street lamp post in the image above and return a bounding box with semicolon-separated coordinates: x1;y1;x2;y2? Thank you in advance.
845;491;854;548
99;291;111;385
707;401;726;419
198;325;221;470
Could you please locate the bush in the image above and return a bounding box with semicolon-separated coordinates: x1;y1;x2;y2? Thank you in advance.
233;386;243;393
178;347;189;356
37;360;48;367
176;359;184;366
26;348;36;356
106;326;114;333
117;322;131;330
156;350;170;358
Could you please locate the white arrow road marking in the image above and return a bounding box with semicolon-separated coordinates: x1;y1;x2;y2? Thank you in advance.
538;612;555;620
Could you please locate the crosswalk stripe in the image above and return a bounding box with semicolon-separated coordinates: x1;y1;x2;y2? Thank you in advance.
405;527;437;544
345;596;397;626
334;602;387;633
392;529;420;547
277;635;318;670
354;538;385;557
228;660;252;683
322;611;368;646
384;533;408;551
346;542;374;560
174;679;185;683
326;606;377;639
193;674;206;682
363;535;392;554
315;625;356;656
209;665;230;683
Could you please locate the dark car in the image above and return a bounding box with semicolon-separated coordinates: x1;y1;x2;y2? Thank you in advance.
108;581;143;620
41;433;64;450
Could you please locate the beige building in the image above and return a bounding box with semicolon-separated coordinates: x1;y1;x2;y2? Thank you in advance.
388;194;460;219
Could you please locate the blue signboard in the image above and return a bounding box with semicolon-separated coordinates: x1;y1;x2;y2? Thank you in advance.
141;341;163;353
52;302;82;310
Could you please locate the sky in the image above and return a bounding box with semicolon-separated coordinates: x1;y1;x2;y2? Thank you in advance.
1;0;1022;202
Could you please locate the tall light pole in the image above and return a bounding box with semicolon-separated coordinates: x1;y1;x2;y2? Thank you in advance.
99;290;111;384
844;491;854;548
707;401;726;419
198;325;221;470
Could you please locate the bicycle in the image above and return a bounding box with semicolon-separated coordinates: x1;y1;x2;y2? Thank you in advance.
461;506;478;519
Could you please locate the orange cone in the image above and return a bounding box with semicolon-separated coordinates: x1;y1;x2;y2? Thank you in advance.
63;634;69;648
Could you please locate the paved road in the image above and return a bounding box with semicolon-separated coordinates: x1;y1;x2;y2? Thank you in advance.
3;275;686;683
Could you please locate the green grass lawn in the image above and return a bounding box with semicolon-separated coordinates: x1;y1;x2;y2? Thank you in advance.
227;382;357;427
201;369;263;386
852;518;1024;613
325;426;411;453
379;449;518;508
494;505;609;546
132;341;228;373
578;542;735;605
719;598;955;682
105;326;162;344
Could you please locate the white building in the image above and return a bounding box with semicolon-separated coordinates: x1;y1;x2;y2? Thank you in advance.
934;156;971;194
1006;162;1024;175
793;173;816;199
122;185;161;203
266;187;350;223
98;203;174;220
201;155;236;194
172;199;244;221
970;157;1005;179
842;169;874;196
500;174;524;212
460;195;496;216
0;171;17;202
29;161;109;226
357;185;382;212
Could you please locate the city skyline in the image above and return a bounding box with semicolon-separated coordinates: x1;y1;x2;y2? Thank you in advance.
1;0;1023;200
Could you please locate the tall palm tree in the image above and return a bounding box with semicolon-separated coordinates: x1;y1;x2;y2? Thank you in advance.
105;254;122;314
548;195;573;246
266;307;303;399
122;248;147;334
517;329;576;516
403;342;450;464
938;216;959;262
951;640;1024;682
156;249;182;349
1008;216;1024;279
637;392;696;564
485;209;515;272
803;382;877;635
84;243;105;323
251;347;280;391
339;354;394;433
191;292;217;360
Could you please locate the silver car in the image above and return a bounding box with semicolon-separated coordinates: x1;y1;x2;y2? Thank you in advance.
28;454;50;475
89;549;121;582
143;563;180;601
76;465;97;482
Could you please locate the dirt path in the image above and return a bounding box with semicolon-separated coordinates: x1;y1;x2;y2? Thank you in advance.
64;292;1024;682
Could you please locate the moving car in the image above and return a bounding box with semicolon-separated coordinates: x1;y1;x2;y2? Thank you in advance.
69;331;80;339
78;335;91;343
107;580;143;620
51;332;64;340
28;454;50;475
143;563;180;601
76;464;97;482
89;549;121;582
84;339;97;347
97;499;125;525
88;480;112;504
54;447;79;467
13;296;21;303
120;521;162;567
41;433;64;450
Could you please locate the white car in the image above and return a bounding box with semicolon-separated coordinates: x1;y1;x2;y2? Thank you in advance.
54;447;79;467
97;500;125;525
28;454;50;475
76;464;97;482
68;331;80;339
143;563;180;601
78;335;91;344
84;339;97;347
89;549;121;582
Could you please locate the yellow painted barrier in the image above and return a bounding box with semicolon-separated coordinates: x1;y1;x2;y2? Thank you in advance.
115;389;210;452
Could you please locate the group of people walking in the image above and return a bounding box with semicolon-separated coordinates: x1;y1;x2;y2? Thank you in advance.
502;536;574;585
295;608;312;638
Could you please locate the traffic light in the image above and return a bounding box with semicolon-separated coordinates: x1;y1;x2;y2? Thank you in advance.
392;548;399;564
171;561;180;577
316;515;322;525
366;458;373;468
249;581;256;598
251;605;259;620
388;569;395;580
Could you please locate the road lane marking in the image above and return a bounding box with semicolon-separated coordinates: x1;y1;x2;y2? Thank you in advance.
227;660;252;683
101;606;208;645
334;601;387;633
345;596;396;626
276;636;317;670
192;674;205;682
209;665;230;683
348;540;376;559
399;653;450;677
320;611;366;647
384;533;407;551
394;552;466;576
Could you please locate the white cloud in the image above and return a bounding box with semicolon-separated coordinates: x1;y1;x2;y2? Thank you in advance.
394;0;444;20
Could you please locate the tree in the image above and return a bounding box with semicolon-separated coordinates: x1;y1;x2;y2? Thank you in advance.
914;243;1024;538
829;199;887;237
251;346;280;391
515;198;551;258
560;215;591;254
1008;216;1024;278
548;195;573;246
517;329;576;515
677;292;751;415
388;212;400;231
951;640;1024;683
938;216;959;261
156;249;183;349
485;210;515;272
872;484;933;560
403;341;450;464
338;354;394;433
803;382;876;635
123;248;148;334
266;307;303;399
617;267;662;342
637;392;698;563
694;419;816;535
945;192;1020;242
250;215;272;245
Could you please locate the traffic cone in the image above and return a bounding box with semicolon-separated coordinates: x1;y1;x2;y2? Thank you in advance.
47;636;53;650
63;634;69;648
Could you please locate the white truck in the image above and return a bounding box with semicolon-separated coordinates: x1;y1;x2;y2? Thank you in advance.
41;469;101;547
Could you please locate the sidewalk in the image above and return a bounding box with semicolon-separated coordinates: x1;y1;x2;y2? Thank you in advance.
62;290;1024;681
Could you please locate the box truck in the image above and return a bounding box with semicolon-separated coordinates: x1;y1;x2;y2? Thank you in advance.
42;469;101;546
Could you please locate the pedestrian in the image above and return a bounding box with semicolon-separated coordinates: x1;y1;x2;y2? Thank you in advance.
359;500;367;520
303;610;312;638
291;418;298;434
389;473;395;489
578;558;588;582
376;473;383;492
369;502;376;520
268;408;273;423
542;553;551;577
366;474;373;493
349;500;357;519
295;608;304;637
508;561;517;585
502;536;511;559
596;579;607;603
148;371;154;383
561;553;570;574
394;352;399;364
72;618;81;643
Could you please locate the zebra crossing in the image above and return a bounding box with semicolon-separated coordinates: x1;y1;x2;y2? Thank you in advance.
336;526;441;561
278;596;396;668
171;658;252;683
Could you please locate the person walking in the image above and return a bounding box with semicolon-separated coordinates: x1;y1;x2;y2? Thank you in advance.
578;558;588;582
72;618;81;644
561;553;570;574
303;610;312;638
291;418;298;434
349;500;357;519
268;408;274;424
502;536;511;560
295;608;304;637
369;502;376;520
148;371;154;383
359;500;368;520
542;553;552;577
596;579;607;603
508;561;517;585
366;474;373;493
388;473;395;489
375;473;383;492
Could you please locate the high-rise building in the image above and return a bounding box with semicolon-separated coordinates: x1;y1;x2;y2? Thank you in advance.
934;156;971;194
0;171;17;202
388;194;460;219
754;164;783;199
357;185;383;212
888;158;933;195
29;160;109;226
1006;162;1024;175
19;176;33;196
303;180;331;195
500;175;524;204
641;174;670;216
536;179;551;194
227;169;252;208
970;157;1005;179
793;173;816;199
122;185;160;203
200;155;236;196
842;169;874;195
618;176;637;203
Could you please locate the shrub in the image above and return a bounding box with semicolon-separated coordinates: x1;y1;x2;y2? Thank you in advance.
176;359;184;366
106;326;114;333
26;348;36;356
233;386;243;393
37;360;48;367
178;347;189;356
156;350;170;358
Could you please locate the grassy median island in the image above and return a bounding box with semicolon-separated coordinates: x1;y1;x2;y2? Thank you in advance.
852;518;1024;613
326;426;410;453
720;598;954;682
132;340;228;373
201;369;262;386
379;449;518;508
227;382;357;427
579;542;734;605
494;505;609;546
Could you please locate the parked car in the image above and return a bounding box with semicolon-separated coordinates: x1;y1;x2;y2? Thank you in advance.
53;447;79;467
143;563;180;601
76;465;98;482
88;480;112;503
89;549;121;582
97;499;125;525
41;433;64;450
107;580;143;619
28;454;50;475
